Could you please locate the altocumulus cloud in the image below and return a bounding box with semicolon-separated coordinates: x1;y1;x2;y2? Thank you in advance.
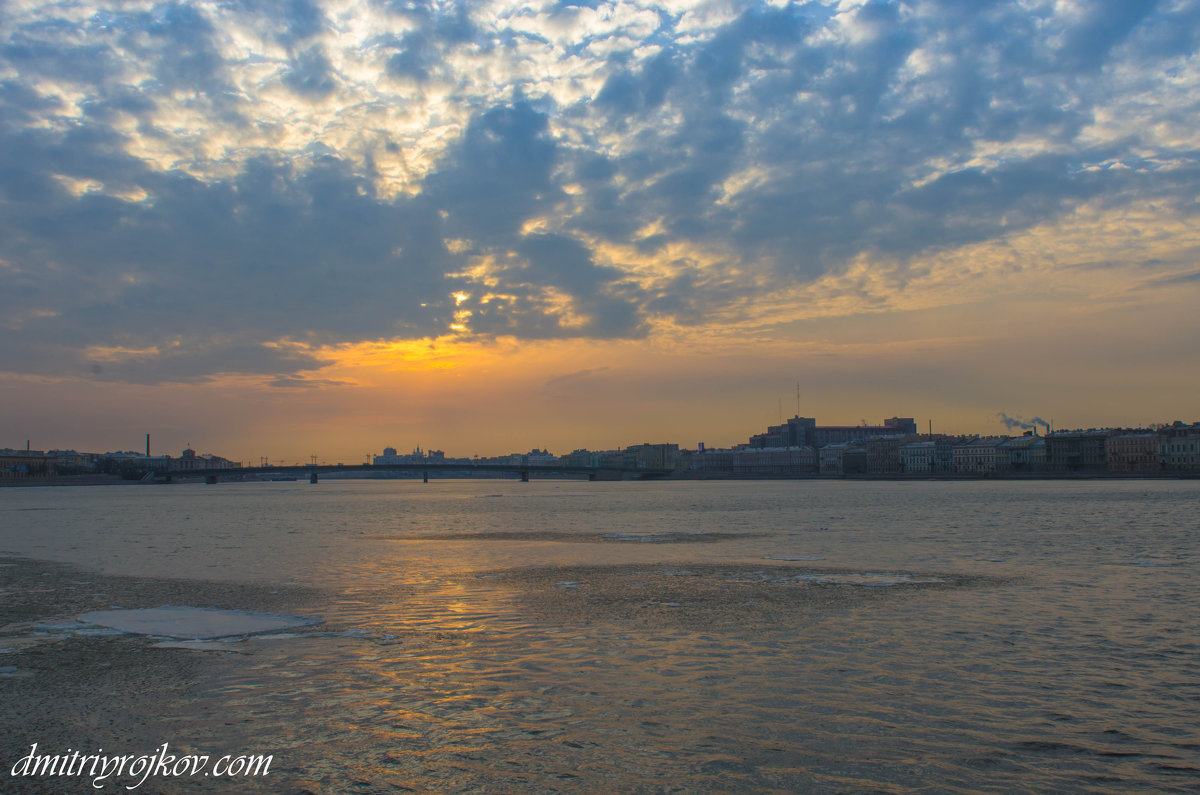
0;0;1197;383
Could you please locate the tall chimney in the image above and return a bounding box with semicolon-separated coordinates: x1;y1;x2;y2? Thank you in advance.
146;433;150;457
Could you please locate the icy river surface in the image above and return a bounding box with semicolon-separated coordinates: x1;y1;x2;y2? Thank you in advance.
2;478;1198;793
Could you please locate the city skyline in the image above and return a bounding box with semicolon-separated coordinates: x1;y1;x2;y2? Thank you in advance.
6;409;1197;468
2;1;1198;463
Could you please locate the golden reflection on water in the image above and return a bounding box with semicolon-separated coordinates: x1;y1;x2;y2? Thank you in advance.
177;549;1200;793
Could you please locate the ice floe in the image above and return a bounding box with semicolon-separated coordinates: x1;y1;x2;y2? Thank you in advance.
148;640;254;654
603;532;708;543
75;606;323;640
725;571;945;586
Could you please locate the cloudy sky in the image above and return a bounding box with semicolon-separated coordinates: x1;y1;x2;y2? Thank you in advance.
2;0;1198;461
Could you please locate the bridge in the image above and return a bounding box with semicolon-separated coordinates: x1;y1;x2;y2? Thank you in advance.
157;461;674;484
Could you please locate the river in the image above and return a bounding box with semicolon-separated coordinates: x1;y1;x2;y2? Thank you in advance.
2;478;1197;792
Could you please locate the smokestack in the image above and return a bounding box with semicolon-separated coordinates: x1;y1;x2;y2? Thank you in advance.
26;440;30;452
146;433;150;457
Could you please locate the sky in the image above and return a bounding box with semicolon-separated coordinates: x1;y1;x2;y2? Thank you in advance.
2;0;1199;463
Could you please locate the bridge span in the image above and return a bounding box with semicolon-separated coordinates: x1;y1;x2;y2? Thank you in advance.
159;461;673;484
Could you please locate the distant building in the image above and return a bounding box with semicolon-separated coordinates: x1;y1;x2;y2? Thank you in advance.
899;441;935;473
748;424;789;448
0;449;55;479
99;451;172;473
819;443;848;475
562;449;603;468
1001;434;1046;472
1045;430;1112;472
48;450;95;473
688;446;816;476
842;446;868;475
813;417;917;447
521;449;560;466
864;436;906;474
1107;433;1160;473
1159;423;1200;472
743;415;917;450
622;443;679;470
374;446;432;465
173;448;239;471
953;437;1009;474
933;438;960;473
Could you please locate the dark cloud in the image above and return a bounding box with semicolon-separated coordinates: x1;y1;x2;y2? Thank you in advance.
136;3;228;92
596;52;677;118
693;2;809;96
380;0;478;82
545;366;609;388
283;45;337;97
267;375;353;389
1054;0;1160;70
425;101;561;240
385;33;435;81
281;0;328;42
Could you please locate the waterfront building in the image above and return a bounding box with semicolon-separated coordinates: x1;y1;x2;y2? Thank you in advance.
374;446;434;465
622;443;680;470
864;436;906;474
842;446;868;475
819;443;847;475
899;441;935;473
1045;430;1112;472
953;437;1010;474
48;450;95;473
0;449;56;479
1159;422;1200;472
562;449;601;468
1001;434;1047;472
932;438;959;473
1107;433;1161;473
687;446;816;476
99;451;173;473
521;449;560;466
174;448;240;471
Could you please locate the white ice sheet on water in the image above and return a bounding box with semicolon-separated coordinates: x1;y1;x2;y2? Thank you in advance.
76;606;322;639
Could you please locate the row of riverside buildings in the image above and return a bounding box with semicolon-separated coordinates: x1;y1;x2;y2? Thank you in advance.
0;446;240;481
370;417;1200;478
11;415;1200;483
678;416;1200;476
371;417;1199;478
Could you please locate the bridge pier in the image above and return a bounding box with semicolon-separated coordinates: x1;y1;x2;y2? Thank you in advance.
205;475;217;485
588;472;596;481
309;472;318;484
423;471;428;483
520;470;530;483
